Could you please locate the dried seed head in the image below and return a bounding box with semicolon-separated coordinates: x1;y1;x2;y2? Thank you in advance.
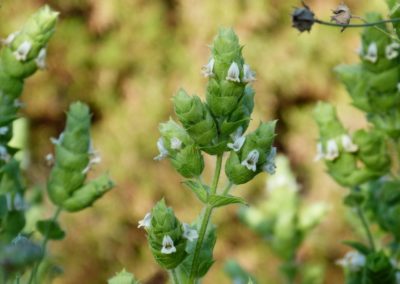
292;1;315;33
331;3;352;32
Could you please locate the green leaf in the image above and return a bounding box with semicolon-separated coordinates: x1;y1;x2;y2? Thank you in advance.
208;194;246;208
36;219;65;240
182;180;209;203
342;240;371;255
0;195;8;217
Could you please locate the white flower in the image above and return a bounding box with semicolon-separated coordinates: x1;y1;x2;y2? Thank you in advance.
45;153;54;166
314;142;325;161
138;212;152;229
82;151;102;174
2;31;19;46
0;145;9;161
35;48;47;69
336;251;366;272
364;42;378;63
262;147;277;174
50;132;64;145
0;126;8;135
325;139;339;161
201;58;215;77
182;223;198;241
154;138;169;161
226;62;240;82
161;235;176;254
341;134;358;153
241;150;259;172
227;127;246;152
242;64;256;83
170;137;182;150
13;40;32;61
386;42;400;60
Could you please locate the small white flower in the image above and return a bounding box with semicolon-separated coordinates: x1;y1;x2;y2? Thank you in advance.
336;251;366;272
227;127;246;152
341;134;358;153
13;40;32;61
314;142;325;161
364;42;378;63
170;137;182;150
50;132;64;145
138;212;152;229
2;31;20;46
13;193;26;211
35;48;47;69
201;58;215;77
0;126;8;135
154;138;169;161
325;139;339;161
262;147;277;174
161;235;176;254
0;145;9;161
241;150;259;172
82;151;102;174
182;223;198;242
386;42;400;60
226;62;240;83
45;153;54;166
242;64;256;83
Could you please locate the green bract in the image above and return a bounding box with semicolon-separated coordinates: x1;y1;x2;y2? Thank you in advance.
108;269;140;284
47;102;114;212
225;121;276;184
147;199;187;270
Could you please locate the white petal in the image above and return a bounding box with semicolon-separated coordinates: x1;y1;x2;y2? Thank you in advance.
341;135;358;153
138;212;152;229
183;223;198;242
243;64;256;83
364;42;378;63
201;58;215;77
170;137;182;150
325;139;339;161
154;138;169;161
35;48;47;69
241;150;259;172
2;31;20;46
227;136;246;152
161;235;176;254
13;41;32;61
226;62;240;82
336;251;366;272
50;132;64;145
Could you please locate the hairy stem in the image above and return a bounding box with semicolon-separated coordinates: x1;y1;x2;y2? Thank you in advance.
315;18;400;28
356;205;375;252
28;207;62;284
189;154;223;282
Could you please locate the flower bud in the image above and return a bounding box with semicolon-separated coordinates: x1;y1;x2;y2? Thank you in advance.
173;89;217;146
47;102;113;211
108;269;140;284
147;199;187;269
225;121;277;184
1;6;58;79
158;119;204;178
331;3;352;32
291;2;315;33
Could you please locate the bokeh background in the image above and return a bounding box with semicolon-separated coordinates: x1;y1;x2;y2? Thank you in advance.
0;0;391;283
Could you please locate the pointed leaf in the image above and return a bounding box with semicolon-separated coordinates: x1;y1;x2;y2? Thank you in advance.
36;219;65;240
208;194;247;208
182;180;209;203
342;240;371;255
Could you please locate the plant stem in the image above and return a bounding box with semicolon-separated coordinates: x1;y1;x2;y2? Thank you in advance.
315;18;400;29
169;269;180;284
222;182;234;196
356;205;375;252
189;154;223;282
28;207;62;284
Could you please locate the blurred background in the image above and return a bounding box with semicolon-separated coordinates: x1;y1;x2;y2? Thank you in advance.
0;0;390;283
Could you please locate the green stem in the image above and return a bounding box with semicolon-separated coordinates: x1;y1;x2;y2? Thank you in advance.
189;154;223;282
169;269;180;284
28;207;62;284
315;18;400;28
222;182;234;196
356;205;375;252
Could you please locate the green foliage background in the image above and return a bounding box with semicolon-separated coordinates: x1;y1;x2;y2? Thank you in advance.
0;0;390;283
